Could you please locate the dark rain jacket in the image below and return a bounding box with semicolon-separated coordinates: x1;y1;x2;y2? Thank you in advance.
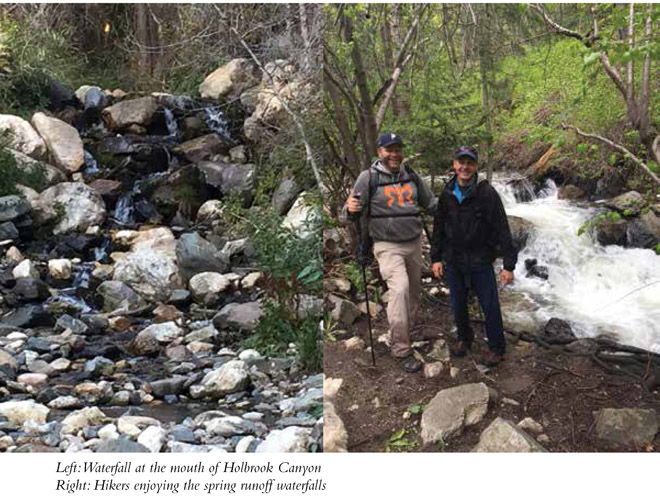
430;174;518;272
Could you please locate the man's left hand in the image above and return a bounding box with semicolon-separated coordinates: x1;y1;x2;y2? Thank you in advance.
500;270;514;286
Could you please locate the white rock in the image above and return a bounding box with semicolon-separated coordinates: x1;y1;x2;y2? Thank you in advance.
423;362;444;379
235;436;256;453
17;373;48;387
31;112;84;172
323;402;348;453
117;416;160;439
35;182;106;234
256;426;313;453
61;406;106;434
196;199;224;224
98;424;119;440
472;417;547;453
199;58;258;99
12;259;40;279
0;114;46;159
138;425;167;453
196;360;250;398
48;259;72;280
138;321;184;343
282;194;320;239
238;349;261;361
47;396;82;410
189;272;231;303
323;377;343;400
0;400;49;425
241;272;262;289
344;337;365;350
6;246;23;263
517;417;544;435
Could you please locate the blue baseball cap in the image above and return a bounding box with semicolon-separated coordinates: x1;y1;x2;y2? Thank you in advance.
376;132;403;148
454;146;478;162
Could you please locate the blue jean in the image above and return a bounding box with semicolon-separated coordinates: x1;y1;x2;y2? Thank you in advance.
445;264;505;354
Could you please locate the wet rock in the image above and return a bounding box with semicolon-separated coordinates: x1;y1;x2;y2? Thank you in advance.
35;182;106;234
593;218;628;247
0;195;31;223
524;258;549;280
13;278;49;301
89;179;123;204
627;211;660;249
176;232;228;280
1;305;54;328
0;400;50;425
103;97;159;131
557;184;586;200
594;408;658;450
0;221;19;240
194;360;250;398
198;161;256;203
542;318;576;344
97;281;146;312
199;58;259;100
421;383;490;444
256;426;313;453
604;191;645;216
508;215;534;251
472;417;547;452
31;112;84;173
213;302;262;332
0;114;47;159
566;338;598;355
150;377;187;398
174;134;231;162
272;178;301;215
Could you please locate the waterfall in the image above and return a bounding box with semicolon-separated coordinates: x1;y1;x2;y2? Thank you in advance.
164;108;178;137
491;175;660;352
83;150;100;176
204;107;231;140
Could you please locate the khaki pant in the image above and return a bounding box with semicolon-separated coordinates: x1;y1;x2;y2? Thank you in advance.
373;236;422;358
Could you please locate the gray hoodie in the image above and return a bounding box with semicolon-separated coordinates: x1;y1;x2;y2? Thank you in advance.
342;160;437;242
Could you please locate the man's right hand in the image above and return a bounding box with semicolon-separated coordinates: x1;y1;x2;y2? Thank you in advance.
432;262;444;279
346;194;362;213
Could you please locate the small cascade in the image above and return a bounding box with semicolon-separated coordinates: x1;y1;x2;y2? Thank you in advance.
92;237;111;262
72;264;93;289
164;108;179;137
204;107;231;140
83;150;100;176
113;192;135;225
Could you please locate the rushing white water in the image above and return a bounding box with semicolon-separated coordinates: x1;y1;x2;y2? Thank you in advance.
491;176;660;352
204;107;231;139
83;150;100;176
164;108;178;137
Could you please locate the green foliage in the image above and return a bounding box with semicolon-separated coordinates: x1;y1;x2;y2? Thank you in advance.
385;428;418;453
0;137;48;196
577;210;622;237
655;243;660;256
341;260;369;295
408;404;425;415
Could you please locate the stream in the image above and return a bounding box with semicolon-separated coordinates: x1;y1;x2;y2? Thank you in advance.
493;177;660;353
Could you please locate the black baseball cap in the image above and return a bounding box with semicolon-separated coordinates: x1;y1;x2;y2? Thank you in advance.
376;132;403;148
454;146;478;162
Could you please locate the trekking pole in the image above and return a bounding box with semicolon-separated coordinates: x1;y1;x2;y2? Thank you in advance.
354;195;377;367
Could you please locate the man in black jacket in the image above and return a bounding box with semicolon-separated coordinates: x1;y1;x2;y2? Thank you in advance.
430;146;517;367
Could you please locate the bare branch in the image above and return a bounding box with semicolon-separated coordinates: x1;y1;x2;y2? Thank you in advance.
561;123;660;185
529;4;586;42
231;27;322;191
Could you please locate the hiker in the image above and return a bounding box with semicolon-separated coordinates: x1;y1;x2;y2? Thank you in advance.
343;132;437;372
430;146;517;367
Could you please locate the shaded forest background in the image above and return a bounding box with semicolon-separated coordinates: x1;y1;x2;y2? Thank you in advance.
324;3;659;212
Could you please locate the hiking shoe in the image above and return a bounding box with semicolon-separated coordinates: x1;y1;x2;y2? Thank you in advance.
481;350;504;367
397;354;422;373
450;340;471;357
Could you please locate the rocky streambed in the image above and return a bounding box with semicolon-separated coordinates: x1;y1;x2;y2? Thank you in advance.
0;58;322;453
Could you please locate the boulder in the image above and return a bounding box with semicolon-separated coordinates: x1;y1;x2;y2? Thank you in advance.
197;161;256;203
96;281;146;312
272;178;301;215
256;426;313;453
176;232;228;280
195;360;250;398
199;58;259;100
627;211;660;249
213;302;262;331
35;182;106;234
0;195;31;222
421;383;490;444
7;149;66;187
0;114;46;159
0;221;18;240
189;272;231;305
174;133;231;163
331;299;360;326
112;227;182;302
102;96;159;130
508;215;534;251
593;218;628;247
283;195;320;239
472;417;547;452
594;408;658;450
31;112;84;173
604;191;645;216
137;426;167;453
542;318;576;344
89;179;123;204
557;184;586;200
